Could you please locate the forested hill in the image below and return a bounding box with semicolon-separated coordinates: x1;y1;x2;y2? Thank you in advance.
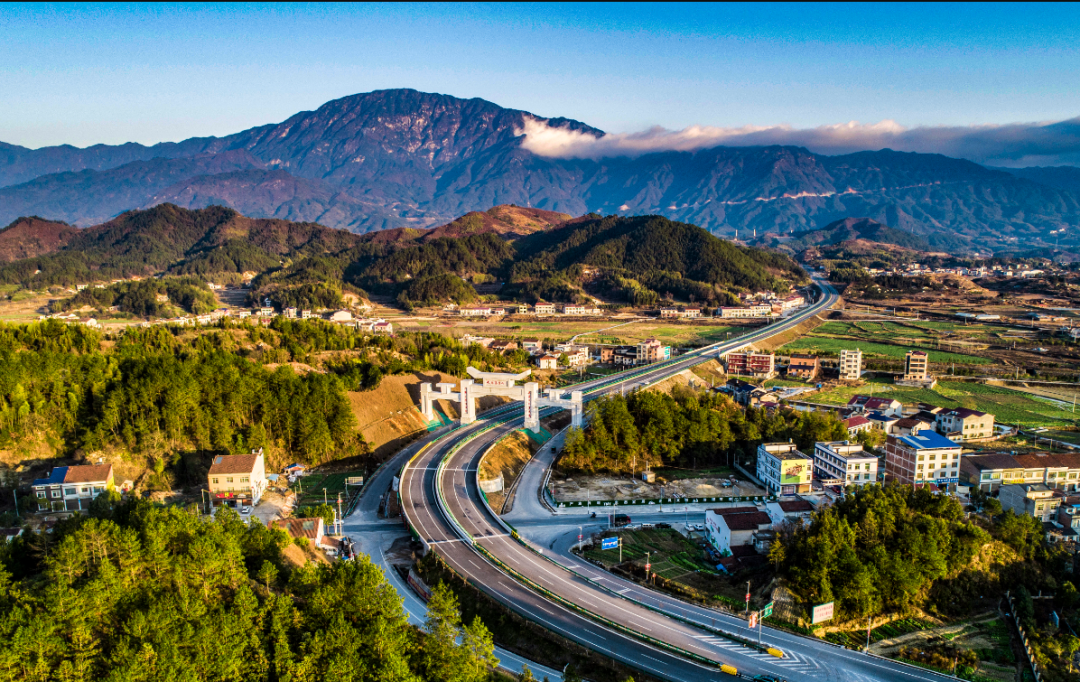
0;204;365;287
505;214;806;305
1;205;805;309
783;217;930;251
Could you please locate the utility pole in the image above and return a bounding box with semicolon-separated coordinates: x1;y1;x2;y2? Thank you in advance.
745;581;751;614
337;494;343;535
12;489;18;519
324;488;328;506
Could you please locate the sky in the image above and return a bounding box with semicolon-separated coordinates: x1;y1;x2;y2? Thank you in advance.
2;3;1080;164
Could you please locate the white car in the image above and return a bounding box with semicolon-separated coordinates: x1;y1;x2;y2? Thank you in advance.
240;506;252;514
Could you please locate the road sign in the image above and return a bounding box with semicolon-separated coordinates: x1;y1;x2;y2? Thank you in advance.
762;601;774;618
811;601;835;624
601;537;619;550
748;612;758;628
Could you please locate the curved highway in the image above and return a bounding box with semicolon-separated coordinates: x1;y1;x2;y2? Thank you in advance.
402;280;952;681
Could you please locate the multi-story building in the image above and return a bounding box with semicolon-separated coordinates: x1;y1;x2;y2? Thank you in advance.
838;349;863;380
1056;500;1080;536
534;302;556;315
935;407;995;441
813;441;878;487
207;450;268;508
757;443;813;495
717;305;773;319
537;354;559;370
786;354;820;380
961;452;1080;492
562;305;587;315
842;415;873;437
884;431;962;488
522;339;542;354
636;338;670;364
776;294;806;312
725;351;776;378
901;350;930;381
891;416;934;437
300;309;313;320
999;483;1061;522
33;464;115;512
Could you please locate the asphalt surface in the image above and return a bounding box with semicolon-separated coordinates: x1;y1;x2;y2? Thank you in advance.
401;279;956;681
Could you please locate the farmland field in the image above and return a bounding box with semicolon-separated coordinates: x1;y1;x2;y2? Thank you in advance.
395;317;742;347
781;336;992;364
810;380;1080;427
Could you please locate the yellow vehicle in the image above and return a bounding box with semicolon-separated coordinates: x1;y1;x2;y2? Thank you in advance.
720;663;738;676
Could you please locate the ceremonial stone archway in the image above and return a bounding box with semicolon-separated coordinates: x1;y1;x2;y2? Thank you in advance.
420;366;582;431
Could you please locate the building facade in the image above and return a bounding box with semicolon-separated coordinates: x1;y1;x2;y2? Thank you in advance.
786;354;820;380
935;408;995;441
839;349;863;381
726;351;776;378
813;441;879;487
757;443;813;495
902;350;930;381
884;431;962;488
33;464;115;512
999;483;1060;522
208;450;268;508
961;452;1080;492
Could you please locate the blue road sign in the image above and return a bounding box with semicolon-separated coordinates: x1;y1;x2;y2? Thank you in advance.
601;537;619;550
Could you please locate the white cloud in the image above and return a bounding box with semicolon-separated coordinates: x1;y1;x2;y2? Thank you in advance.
517;116;1080;167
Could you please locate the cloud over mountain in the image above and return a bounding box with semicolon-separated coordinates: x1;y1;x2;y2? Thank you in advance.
517;115;1080;167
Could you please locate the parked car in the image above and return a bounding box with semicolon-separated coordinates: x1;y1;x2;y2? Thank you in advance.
655;522;671;529
239;506;252;514
613;514;631;527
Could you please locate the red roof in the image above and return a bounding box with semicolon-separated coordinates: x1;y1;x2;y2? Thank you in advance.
778;500;814;513
844;415;871;428
719;511;773;531
713;506;760;516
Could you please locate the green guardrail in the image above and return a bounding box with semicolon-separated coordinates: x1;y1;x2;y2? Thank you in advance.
554;495;775;508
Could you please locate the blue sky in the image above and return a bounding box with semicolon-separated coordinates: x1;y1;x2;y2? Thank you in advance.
2;3;1079;150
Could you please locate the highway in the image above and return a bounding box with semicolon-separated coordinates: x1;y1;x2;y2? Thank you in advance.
400;279;955;681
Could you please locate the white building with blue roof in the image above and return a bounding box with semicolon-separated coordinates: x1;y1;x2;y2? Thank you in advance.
884;430;962;490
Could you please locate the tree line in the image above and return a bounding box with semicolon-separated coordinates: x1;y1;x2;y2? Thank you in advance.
50;276;218;317
558;389;847;474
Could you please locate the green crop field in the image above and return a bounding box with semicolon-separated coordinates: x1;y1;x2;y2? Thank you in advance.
293;471;365;508
781;337;992;364
810;380;1080;427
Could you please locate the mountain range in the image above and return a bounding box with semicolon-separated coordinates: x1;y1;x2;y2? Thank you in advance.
3;88;1080;250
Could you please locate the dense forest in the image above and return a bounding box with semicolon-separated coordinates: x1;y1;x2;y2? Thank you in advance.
0;319;531;468
0;497;501;682
558;390;846;474
50;276;219;317
0;206;806;310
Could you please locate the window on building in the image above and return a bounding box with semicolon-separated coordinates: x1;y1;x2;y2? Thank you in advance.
35;490;45;498
212;478;218;484
227;477;233;483
240;476;249;483
80;487;89;494
63;487;76;496
51;491;61;498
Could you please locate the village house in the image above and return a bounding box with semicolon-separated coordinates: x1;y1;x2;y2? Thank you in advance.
786;354;820;380
999;483;1061;522
537;354;559;370
935;407;995;441
847;395;904;417
765;498;815;525
533;302;556;315
33;464;115;512
716;304;773;319
489;339;519;353
704;507;774;554
459;306;492;317
207;450;268;508
271;517;341;555
961;452;1080;492
522;339;542;354
838;349;862;380
842;414;873;437
725;351;776;379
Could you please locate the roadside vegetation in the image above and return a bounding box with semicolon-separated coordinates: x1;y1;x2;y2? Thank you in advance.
0;496;503;682
558;388;846;474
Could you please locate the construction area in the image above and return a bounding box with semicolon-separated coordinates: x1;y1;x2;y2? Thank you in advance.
551;473;766;504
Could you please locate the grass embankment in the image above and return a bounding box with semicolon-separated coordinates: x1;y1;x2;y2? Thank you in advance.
479;430;537;513
810;380;1080;427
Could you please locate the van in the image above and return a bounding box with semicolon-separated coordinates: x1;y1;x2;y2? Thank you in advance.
613;514;631;527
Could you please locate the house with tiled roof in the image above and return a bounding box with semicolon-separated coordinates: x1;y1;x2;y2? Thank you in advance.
842;414;872;437
207;449;267;508
704;507;774;553
935;407;995;441
847;395;903;417
32;463;114;512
